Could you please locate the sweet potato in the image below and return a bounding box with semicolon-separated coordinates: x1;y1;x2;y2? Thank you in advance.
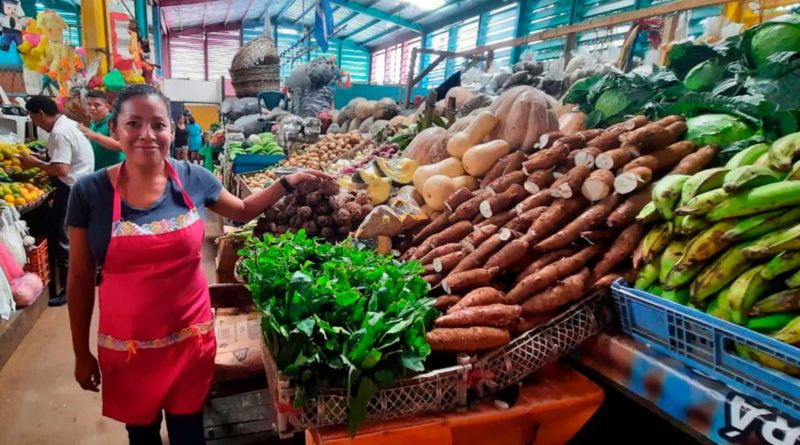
480;155;511;188
535;194;622;251
479;183;528;218
515;247;579;283
477;209;518;230
447;287;505;314
550;165;592;199
521;267;590;314
613;166;653;194
502;151;527;175
522;144;570;174
592;272;622;289
524;170;556;194
445;187;475;212
591;223;645;282
419;243;463;265
450;191;490;223
414;211;453;245
434;303;522;327
581;169;615;201
669;145;718;175
422;273;442;286
427;327;510;352
528;196;589;241
487;170;526;194
463;224;499;250
606;185;653;228
574;147;602;168
512;312;557;334
433;295;461;311
594;148;635;170
433;250;467;275
486;233;537;270
441;267;500;294
506;245;603;303
423;263;437;275
451;234;506;275
424;220;474;249
515;190;554;214
538;131;565;150
504;206;548;233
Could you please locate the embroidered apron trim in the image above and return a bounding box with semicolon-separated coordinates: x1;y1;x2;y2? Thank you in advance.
98;319;214;362
111;208;201;237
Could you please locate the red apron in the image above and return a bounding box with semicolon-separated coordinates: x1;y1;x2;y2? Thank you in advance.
97;160;215;425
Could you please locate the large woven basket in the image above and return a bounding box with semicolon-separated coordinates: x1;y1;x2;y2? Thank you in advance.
229;35;281;97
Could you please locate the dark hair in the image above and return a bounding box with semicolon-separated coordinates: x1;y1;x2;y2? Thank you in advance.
86;89;110;102
110;84;171;126
25;95;59;116
188;117;196;125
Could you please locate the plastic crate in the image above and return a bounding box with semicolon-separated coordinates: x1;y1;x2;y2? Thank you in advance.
24;237;49;285
232;154;285;174
611;280;800;419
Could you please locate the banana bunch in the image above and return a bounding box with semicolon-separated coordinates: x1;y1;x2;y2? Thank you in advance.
632;137;800;374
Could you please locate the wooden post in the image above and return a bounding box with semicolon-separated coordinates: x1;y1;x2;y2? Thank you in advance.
658;14;679;66
404;47;418;109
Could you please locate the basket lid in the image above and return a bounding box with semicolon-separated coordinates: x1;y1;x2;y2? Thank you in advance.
231;36;280;69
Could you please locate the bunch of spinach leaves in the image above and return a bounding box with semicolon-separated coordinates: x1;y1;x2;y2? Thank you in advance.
238;230;437;435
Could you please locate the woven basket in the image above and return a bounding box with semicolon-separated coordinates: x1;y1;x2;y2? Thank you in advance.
230;35;281;97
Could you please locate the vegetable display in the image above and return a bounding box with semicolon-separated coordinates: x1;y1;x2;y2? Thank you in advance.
238;230;436;434
0;142;51;207
281;132;366;171
254;174;373;242
227;132;285;160
634;133;800;375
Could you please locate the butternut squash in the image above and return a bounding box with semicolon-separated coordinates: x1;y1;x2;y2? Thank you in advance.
489;85;559;151
447;110;499;159
423;175;478;211
412;157;465;192
462;140;511;177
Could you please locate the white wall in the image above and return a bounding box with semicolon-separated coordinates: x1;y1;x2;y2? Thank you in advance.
160;78;222;104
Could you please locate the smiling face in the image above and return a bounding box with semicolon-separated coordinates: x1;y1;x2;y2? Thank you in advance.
110;95;172;166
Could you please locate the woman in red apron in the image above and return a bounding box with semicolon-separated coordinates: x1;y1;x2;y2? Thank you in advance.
65;84;326;445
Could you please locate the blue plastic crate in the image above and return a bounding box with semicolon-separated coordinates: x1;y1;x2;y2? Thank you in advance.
611;280;800;420
232;154;285;174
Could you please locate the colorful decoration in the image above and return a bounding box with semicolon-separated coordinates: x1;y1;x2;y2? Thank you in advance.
17;10;84;96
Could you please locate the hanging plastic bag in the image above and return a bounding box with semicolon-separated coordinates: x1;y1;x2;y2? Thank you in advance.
0;269;15;320
0;207;26;267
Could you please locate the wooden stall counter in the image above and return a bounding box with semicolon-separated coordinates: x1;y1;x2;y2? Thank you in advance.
306;363;604;445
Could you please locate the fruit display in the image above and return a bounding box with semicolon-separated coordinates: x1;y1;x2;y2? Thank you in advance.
253;173;373;242
227;132;285;160
633;132;800;374
0;142;50;208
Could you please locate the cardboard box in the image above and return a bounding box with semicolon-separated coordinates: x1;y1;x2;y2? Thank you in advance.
214;308;263;382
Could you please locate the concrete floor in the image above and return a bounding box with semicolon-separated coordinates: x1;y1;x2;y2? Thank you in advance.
0;214;224;445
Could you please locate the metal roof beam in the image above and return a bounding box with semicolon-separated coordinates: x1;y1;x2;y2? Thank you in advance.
160;0;211;6
343;3;406;41
275;0;297;20
329;0;422;32
359;25;399;45
293;0;317;24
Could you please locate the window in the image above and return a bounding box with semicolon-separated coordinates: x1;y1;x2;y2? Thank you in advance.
370;37;421;86
451;16;479;74
169;33;206;80
370;49;386;84
207;30;241;81
483;4;518;67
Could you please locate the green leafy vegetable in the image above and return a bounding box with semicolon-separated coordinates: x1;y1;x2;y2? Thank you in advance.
742;14;800;69
238;230;437;435
685;114;756;147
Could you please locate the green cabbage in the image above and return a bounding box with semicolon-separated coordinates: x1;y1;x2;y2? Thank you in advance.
593;89;630;120
685;114;756;147
684;59;725;91
743;14;800;68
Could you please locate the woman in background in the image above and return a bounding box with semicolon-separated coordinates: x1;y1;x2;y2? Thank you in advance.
187;117;202;164
174;115;188;160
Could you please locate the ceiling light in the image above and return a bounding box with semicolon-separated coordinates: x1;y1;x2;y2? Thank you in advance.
399;0;447;11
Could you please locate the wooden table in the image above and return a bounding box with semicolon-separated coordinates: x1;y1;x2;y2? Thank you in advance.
305;363;604;445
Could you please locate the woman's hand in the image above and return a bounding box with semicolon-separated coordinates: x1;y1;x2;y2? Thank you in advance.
75;353;101;392
284;170;334;189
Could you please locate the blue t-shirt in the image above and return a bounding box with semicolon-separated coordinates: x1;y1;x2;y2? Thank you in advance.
187;123;203;150
66;160;223;266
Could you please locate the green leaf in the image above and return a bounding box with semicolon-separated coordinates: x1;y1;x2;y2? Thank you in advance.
400;354;425;372
347;377;379;436
296;318;315;337
335;289;361;306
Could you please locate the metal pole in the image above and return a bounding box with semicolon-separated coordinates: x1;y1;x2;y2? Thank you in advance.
152;4;163;76
134;0;148;39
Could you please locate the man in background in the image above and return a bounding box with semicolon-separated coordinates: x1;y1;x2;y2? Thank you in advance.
79;90;124;170
19;95;93;306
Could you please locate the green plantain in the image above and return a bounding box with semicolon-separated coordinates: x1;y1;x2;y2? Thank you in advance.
768;131;800;172
722;207;800;242
676;214;710;235
641;221;673;263
742;223;800;258
728;265;771;325
675;188;729;216
653;175;689;220
635;261;659;290
707;181;800;221
690;240;756;305
746;313;799;332
680;168;729;204
761;251;800;280
673;220;738;270
725;143;771;169
722;166;782;193
751;288;800;316
636;201;661;224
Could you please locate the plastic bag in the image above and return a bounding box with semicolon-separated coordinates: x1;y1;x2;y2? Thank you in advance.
10;273;42;307
221;97;260;122
0;271;14;320
291;86;334;118
355;186;427;239
0;207;26;267
233;114;266;137
0;239;23;283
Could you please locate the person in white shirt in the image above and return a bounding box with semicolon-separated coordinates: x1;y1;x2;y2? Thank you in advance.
19;95;94;306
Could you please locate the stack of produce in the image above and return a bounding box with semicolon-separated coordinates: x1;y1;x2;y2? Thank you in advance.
238;230;436;434
329;142;398;177
399;113;721;352
253;173;373;242
241;169;276;191
280;132;364;171
227;132;285;160
343;156;417;205
336;98;401;134
0;143;50;207
633;133;800;374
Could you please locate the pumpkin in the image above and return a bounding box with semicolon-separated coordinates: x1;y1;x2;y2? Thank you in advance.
445;87;476;109
422;174;478;211
355;100;377;120
488;86;559;151
389;115;407;126
404;126;449;165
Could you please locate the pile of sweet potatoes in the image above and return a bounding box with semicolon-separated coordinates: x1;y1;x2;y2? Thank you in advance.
399;115;717;353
